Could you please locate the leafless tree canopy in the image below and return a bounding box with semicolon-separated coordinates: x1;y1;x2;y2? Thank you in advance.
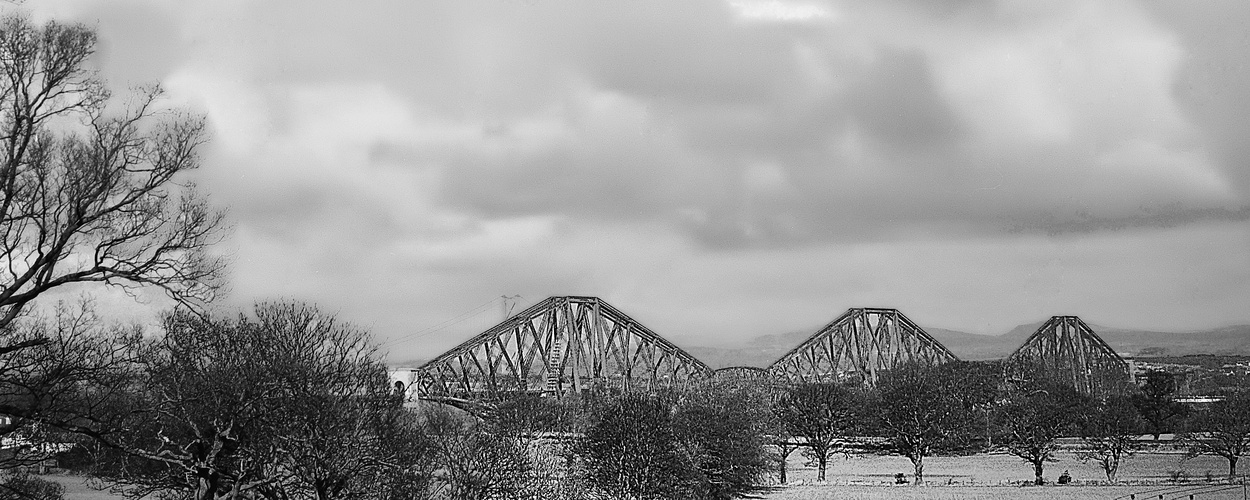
0;298;141;470
0;14;226;331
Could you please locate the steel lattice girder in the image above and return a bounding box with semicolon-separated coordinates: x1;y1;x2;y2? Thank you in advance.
766;308;959;385
416;296;713;398
1004;316;1130;395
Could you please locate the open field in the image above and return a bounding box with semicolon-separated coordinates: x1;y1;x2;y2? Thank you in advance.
774;450;1237;485
763;484;1249;500
37;451;1249;499
765;451;1248;499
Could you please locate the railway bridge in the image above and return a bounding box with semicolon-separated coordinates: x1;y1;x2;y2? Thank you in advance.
408;299;1131;402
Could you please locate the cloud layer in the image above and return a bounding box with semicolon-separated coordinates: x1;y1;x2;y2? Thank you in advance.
24;0;1250;359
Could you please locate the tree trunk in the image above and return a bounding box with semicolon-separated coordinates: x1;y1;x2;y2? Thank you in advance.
816;452;828;482
1033;460;1045;485
912;453;924;485
777;444;794;484
1104;457;1118;483
1229;455;1239;480
194;474;218;500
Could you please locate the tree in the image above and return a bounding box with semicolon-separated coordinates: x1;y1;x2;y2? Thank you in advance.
1131;371;1189;440
422;405;535;500
580;391;691;499
1077;395;1145;482
1180;391;1250;479
672;383;773;499
577;386;772;500
995;380;1090;485
489;391;584;437
248;303;426;500
83;303;427;500
0;14;226;332
872;363;986;485
0;13;225;487
0;470;65;500
0;299;141;471
773;383;860;482
84;309;275;500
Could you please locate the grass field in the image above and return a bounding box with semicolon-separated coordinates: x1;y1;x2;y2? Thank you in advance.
774;450;1236;485
37;451;1249;499
763;484;1250;500
764;450;1248;499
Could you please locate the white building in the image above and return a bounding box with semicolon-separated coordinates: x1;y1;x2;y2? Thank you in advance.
388;368;421;406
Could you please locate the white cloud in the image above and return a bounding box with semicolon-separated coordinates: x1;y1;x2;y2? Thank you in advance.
729;0;835;23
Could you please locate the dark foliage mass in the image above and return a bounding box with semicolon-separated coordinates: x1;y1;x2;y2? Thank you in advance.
580;385;773;500
1131;371;1190;439
78;303;434;500
0;471;64;500
582;392;692;498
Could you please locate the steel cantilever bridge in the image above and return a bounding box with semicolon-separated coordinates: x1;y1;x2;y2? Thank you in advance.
417;296;712;398
415;297;1129;400
768;308;959;385
1004;316;1131;396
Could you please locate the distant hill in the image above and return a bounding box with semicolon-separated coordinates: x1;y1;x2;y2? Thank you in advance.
1095;324;1250;358
687;322;1250;369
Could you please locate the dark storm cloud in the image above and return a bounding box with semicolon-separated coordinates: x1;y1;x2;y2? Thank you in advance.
1010;204;1250;236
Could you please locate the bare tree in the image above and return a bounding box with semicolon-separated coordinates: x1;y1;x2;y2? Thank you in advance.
84;303;427;500
995;380;1089;485
1180;391;1250;480
86;309;282;500
1077;395;1145;482
0;298;140;489
0;15;224;499
872;363;987;485
0;14;226;334
423;404;536;500
773;383;860;482
250;302;427;500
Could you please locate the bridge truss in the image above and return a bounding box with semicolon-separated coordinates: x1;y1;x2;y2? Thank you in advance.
768;308;959;385
417;296;712;399
1004;316;1130;396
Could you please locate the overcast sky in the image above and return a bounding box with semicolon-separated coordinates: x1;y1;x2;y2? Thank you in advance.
24;0;1250;362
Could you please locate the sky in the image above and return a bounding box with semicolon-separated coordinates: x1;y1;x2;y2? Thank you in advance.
19;0;1250;363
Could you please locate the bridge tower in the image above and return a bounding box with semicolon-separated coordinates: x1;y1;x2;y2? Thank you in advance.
1004;316;1130;396
768;308;959;385
416;296;712;399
